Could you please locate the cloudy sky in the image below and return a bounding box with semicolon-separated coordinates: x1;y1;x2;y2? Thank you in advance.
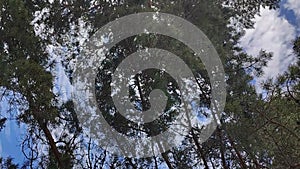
240;0;300;90
1;0;300;164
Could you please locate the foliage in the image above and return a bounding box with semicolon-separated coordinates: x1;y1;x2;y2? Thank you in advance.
2;0;299;169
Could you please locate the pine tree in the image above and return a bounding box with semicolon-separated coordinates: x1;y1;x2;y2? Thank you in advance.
1;0;290;168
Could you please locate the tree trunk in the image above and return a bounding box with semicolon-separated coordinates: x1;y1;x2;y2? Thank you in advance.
226;132;247;169
35;117;63;169
217;127;229;169
191;129;209;169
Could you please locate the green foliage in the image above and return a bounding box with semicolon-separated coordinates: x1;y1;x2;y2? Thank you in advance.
0;117;7;131
0;157;19;169
3;0;298;169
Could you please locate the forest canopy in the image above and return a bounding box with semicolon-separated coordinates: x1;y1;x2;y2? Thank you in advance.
0;0;299;168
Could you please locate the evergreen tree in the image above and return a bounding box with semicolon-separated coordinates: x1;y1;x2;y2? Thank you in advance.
2;0;296;169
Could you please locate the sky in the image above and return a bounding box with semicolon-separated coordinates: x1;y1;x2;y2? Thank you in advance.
0;93;27;163
1;0;300;166
239;0;300;91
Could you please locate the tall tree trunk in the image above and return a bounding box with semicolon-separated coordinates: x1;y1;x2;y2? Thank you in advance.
217;127;229;169
156;140;173;169
135;75;147;110
34;116;63;169
191;129;209;169
161;153;173;169
226;132;247;169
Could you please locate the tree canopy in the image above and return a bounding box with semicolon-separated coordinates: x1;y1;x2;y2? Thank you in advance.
0;0;299;168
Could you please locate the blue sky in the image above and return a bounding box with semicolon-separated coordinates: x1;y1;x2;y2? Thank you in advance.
1;0;300;165
0;95;26;163
280;0;298;28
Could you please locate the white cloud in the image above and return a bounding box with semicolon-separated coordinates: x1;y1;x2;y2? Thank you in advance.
46;45;73;104
239;8;297;91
